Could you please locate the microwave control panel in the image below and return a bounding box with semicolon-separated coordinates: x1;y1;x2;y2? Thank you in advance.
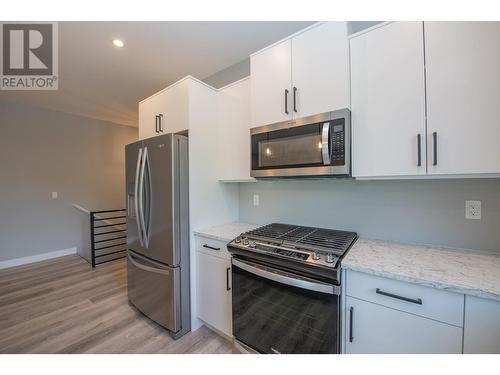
330;120;345;165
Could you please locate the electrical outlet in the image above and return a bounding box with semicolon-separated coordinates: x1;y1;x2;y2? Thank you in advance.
51;192;58;199
253;194;260;207
465;200;481;220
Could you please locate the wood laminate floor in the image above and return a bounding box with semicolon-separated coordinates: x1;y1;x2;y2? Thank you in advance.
0;255;234;354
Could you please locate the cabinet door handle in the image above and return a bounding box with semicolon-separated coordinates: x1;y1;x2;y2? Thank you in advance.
158;114;164;132
226;267;231;291
349;306;354;343
155;115;159;133
284;89;289;115
202;244;220;251
293;86;298;113
417;134;422;167
432;132;437;166
376;288;423;305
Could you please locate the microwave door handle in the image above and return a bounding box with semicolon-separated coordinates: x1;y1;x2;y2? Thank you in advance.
321;122;331;165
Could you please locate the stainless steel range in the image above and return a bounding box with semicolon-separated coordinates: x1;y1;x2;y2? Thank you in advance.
227;223;357;354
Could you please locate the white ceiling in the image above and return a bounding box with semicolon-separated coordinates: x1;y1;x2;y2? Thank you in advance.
0;21;314;127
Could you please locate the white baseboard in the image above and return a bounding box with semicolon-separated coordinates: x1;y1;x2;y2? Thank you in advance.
0;247;77;270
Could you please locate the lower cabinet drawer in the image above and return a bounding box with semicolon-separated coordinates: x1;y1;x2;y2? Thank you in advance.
195;235;230;260
345;296;463;354
346;270;464;326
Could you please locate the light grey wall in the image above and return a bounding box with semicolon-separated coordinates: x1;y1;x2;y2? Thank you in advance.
347;21;382;34
203;58;250;89
0;102;138;262
239;179;500;253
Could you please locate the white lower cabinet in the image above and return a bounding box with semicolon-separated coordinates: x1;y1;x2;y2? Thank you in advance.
463;295;500;354
344;270;464;353
345;296;463;354
196;249;232;337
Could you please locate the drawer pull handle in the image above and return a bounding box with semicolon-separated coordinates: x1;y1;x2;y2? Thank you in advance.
202;244;220;251
375;288;422;305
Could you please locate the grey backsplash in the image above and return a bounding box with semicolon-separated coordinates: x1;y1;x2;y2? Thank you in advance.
238;178;500;253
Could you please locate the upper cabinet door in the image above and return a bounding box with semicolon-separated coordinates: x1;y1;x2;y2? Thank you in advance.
250;39;292;126
350;22;427;178
217;78;254;181
291;22;350;118
161;81;189;134
138;93;164;140
425;22;500;175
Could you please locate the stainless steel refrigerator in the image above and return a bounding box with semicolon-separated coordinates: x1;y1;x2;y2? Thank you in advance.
125;133;190;339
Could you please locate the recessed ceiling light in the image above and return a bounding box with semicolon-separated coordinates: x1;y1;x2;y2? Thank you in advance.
112;39;124;48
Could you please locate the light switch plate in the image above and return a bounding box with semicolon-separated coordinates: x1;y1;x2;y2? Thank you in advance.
253;194;259;207
51;192;58;199
465;200;481;220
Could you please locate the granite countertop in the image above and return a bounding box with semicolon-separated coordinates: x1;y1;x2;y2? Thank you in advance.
342;239;500;302
194;222;260;243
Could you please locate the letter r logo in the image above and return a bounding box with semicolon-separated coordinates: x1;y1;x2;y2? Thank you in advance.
2;23;53;75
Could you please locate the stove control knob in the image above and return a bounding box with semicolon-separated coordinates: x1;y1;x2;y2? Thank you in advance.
249;241;256;248
242;238;249;246
234;236;242;244
312;252;321;260
326;254;335;264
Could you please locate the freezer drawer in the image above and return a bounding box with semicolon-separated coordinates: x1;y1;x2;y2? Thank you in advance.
127;250;181;332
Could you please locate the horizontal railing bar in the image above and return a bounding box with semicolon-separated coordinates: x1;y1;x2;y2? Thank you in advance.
92;215;126;221
95;255;127;266
93;235;127;244
94;242;127;251
95;249;127;258
93;223;126;229
91;209;126;214
94;229;126;236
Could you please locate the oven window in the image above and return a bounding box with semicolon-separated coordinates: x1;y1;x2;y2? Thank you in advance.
251;123;325;170
232;260;339;354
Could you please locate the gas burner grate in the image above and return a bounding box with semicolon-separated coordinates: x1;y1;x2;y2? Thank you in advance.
245;223;357;255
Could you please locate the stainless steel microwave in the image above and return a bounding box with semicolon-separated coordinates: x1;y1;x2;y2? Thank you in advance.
250;109;351;178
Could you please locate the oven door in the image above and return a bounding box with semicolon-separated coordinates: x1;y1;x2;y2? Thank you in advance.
231;257;340;354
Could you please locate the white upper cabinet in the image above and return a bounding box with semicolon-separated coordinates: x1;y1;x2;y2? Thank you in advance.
138;92;164;140
291;22;349;118
251;22;350;127
350;22;427;178
250;39;292;126
217;78;255;182
161;80;189;134
138;78;190;140
424;22;500;175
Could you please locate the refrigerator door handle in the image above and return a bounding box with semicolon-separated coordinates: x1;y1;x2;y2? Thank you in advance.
134;148;144;246
138;146;149;248
128;252;170;275
144;147;152;247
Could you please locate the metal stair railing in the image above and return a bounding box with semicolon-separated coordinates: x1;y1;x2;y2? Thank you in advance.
90;209;127;267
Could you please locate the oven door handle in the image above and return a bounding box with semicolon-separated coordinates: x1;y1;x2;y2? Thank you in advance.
321;122;331;165
232;258;339;295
